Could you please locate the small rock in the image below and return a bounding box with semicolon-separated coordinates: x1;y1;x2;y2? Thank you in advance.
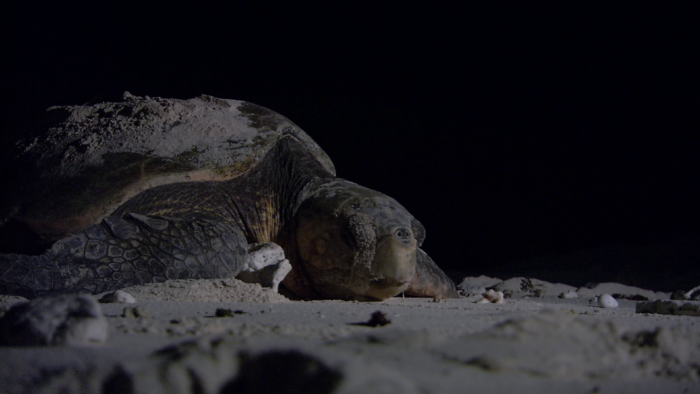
215;308;235;317
351;311;392;327
559;290;579;299
366;311;391;327
597;294;618;308
99;290;136;304
0;295;108;346
215;308;247;317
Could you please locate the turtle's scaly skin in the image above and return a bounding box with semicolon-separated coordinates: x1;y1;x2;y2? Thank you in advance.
0;215;248;299
0;95;458;300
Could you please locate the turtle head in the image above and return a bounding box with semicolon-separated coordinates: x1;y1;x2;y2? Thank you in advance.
289;180;425;300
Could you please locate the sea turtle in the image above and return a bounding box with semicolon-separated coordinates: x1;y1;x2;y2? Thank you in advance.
0;93;457;300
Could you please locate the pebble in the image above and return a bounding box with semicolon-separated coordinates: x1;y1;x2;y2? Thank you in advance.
597;294;618;308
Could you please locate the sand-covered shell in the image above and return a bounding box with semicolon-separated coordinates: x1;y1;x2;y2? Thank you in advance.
3;93;334;241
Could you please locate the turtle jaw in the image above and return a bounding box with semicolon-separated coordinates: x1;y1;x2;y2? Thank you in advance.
364;231;417;300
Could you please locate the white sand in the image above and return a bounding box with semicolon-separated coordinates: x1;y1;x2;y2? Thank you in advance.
1;278;698;393
106;278;289;303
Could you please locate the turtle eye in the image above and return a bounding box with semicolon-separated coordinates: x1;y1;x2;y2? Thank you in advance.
394;228;412;243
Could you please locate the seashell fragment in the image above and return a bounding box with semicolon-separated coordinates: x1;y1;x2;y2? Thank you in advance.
237;243;292;292
597;294;618;308
476;289;504;304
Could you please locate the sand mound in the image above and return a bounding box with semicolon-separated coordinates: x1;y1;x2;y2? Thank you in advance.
113;278;289;303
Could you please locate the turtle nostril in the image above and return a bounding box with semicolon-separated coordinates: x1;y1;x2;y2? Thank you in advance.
394;228;411;242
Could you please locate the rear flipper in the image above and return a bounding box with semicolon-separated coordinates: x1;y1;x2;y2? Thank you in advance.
405;248;459;299
0;214;249;298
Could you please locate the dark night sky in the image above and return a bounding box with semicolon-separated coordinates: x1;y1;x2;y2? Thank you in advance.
2;3;699;288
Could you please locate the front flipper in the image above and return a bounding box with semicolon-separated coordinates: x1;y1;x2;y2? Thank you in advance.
405;248;459;299
0;214;249;298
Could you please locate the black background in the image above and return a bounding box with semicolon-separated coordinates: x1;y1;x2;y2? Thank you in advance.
2;3;699;290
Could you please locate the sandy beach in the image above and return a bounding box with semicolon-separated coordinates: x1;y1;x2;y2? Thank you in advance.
1;277;698;394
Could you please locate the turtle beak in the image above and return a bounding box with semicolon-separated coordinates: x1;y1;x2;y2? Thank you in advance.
365;226;417;300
